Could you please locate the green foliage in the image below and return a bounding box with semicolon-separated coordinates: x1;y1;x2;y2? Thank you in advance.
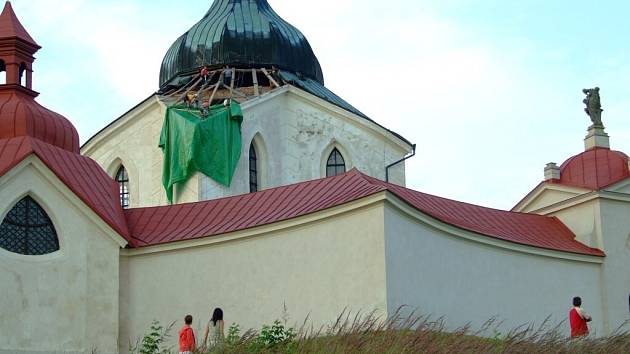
130;309;630;354
242;319;297;353
256;319;297;347
226;322;241;345
129;320;174;354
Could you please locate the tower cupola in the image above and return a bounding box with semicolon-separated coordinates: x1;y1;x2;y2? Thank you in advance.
0;1;80;153
0;1;39;89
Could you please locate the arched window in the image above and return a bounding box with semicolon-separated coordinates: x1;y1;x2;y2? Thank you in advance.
19;63;26;86
116;166;130;209
326;148;346;177
249;143;258;192
0;196;59;255
0;60;6;84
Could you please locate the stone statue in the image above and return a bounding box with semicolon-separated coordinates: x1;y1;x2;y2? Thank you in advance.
582;87;603;126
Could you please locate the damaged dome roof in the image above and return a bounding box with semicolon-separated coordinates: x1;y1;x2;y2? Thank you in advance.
159;0;324;87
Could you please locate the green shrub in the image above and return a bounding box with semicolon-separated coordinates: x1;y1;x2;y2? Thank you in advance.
226;322;242;345
256;319;297;346
129;320;174;354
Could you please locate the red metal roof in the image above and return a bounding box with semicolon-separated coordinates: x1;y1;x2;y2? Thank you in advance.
0;90;80;153
124;169;385;247
125;169;603;256
556;147;630;190
0;2;39;47
0;136;130;240
361;174;603;256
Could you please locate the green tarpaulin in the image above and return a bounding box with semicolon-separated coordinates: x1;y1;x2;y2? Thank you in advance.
159;102;243;203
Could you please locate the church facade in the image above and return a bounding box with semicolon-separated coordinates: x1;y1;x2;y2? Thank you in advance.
1;1;629;353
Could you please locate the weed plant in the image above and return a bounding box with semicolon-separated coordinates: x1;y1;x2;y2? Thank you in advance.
135;307;630;354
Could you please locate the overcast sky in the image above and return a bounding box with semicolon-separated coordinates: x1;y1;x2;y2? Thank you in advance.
11;0;630;210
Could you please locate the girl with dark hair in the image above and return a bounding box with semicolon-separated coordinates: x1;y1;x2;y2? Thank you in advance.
203;307;225;348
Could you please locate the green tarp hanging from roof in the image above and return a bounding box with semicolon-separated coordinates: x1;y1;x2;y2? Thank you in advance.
159;102;243;203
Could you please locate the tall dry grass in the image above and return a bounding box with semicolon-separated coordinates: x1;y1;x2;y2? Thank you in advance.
197;307;630;354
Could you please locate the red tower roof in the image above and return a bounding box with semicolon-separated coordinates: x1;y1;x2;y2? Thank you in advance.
0;2;38;47
0;90;80;152
558;147;630;190
0;1;79;153
0;1;121;237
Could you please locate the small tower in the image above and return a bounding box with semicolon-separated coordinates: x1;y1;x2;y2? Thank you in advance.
0;1;79;152
0;1;40;91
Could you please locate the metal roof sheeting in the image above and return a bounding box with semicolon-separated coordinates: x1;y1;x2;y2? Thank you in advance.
0;2;39;47
0;137;131;241
124;169;604;257
557;147;630;190
0;91;80;153
159;0;324;87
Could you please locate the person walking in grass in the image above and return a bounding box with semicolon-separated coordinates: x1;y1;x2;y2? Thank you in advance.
569;296;592;337
179;314;196;354
203;307;225;349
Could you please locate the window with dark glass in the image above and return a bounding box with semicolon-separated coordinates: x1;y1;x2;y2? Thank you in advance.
249;143;258;192
116;165;129;209
0;196;59;255
326;148;346;177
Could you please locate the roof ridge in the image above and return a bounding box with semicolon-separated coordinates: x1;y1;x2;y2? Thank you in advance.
349;167;388;190
126;169;373;211
361;172;552;217
0;136;131;239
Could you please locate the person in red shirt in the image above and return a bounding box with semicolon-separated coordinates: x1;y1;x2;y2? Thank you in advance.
179;314;196;354
569;296;592;337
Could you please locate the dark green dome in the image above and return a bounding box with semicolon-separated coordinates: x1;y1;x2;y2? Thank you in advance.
159;0;324;88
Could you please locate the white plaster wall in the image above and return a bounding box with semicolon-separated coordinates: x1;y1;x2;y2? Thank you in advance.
383;204;604;336
550;200;602;250
519;188;584;213
83;87;410;207
596;199;630;334
82;97;199;207
119;203;387;353
199;89;409;199
0;162;121;353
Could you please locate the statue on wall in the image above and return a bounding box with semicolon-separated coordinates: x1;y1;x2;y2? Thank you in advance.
582;87;603;127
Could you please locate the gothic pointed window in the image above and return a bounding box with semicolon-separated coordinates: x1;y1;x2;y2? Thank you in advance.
116;166;130;209
0;196;59;255
326;148;346;177
249;143;258;192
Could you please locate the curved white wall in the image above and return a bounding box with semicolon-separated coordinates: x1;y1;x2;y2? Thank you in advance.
119;202;387;353
383;204;604;336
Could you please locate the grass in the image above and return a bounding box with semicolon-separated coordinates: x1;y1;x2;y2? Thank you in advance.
144;307;630;354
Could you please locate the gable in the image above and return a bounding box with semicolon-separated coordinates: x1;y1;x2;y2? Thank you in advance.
602;178;630;195
0;155;127;249
513;182;589;213
0;156;123;353
0;139;130;246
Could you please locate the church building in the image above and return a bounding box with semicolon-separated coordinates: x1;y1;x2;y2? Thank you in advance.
1;1;629;353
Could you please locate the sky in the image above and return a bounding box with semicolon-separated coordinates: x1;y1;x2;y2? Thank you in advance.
10;0;630;210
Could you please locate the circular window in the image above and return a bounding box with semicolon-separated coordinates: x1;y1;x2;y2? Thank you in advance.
0;196;59;255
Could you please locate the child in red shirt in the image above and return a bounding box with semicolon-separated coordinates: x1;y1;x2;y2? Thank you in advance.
179;314;196;354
